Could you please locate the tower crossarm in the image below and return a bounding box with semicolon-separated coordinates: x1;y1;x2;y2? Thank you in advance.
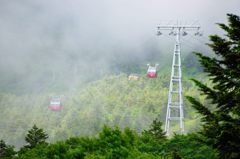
157;25;200;30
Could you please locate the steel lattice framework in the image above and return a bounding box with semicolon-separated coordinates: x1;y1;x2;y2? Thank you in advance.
157;23;201;135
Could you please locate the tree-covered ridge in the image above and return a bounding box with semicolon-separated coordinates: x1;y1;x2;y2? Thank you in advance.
1;122;217;159
0;72;205;148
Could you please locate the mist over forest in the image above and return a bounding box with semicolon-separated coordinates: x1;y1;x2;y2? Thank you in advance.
0;0;239;93
0;0;240;156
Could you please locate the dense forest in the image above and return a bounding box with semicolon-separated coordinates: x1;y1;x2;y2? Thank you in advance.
0;13;240;159
0;70;206;148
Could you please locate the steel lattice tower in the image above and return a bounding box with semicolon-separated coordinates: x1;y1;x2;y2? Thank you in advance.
157;23;202;135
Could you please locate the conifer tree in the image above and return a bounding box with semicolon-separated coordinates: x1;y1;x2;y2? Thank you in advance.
187;14;240;159
25;124;48;148
0;139;15;158
142;118;166;143
139;118;166;154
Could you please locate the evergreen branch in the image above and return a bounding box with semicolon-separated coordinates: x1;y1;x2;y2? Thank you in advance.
186;96;216;123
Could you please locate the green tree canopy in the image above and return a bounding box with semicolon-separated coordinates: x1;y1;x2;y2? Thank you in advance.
24;124;48;149
138;118;166;155
0;139;15;158
187;14;240;159
142;118;166;143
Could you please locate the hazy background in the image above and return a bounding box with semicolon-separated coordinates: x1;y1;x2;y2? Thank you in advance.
0;0;240;149
0;0;240;93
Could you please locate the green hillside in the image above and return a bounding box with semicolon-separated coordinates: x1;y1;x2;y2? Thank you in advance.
0;70;207;148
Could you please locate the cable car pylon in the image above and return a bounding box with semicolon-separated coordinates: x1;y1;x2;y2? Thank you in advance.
157;22;202;136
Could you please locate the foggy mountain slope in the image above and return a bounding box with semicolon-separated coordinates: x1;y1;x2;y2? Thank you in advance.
0;71;208;148
1;0;240;150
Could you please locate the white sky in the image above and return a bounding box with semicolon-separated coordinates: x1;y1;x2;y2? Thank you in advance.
0;0;239;86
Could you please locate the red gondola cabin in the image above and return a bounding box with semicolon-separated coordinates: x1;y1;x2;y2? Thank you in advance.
49;98;61;111
147;64;158;78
